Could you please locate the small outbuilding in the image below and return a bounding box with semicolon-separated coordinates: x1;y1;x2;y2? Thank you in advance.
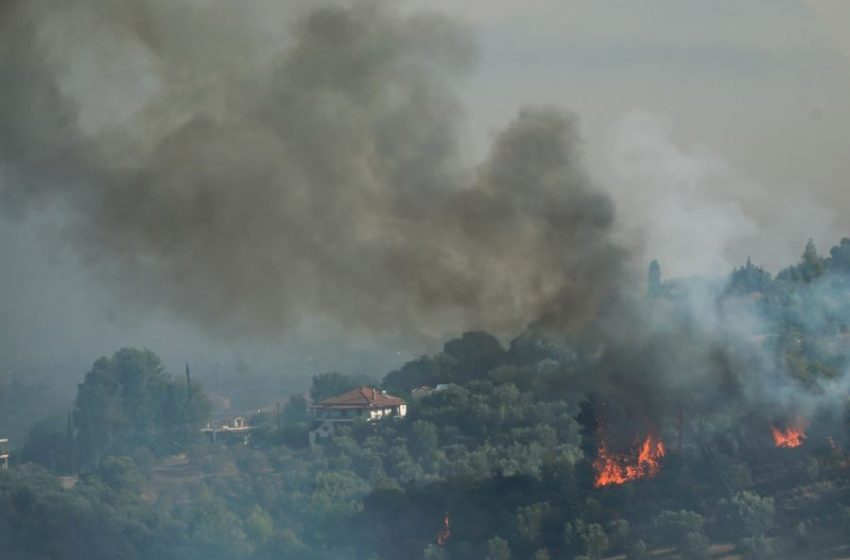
0;438;9;469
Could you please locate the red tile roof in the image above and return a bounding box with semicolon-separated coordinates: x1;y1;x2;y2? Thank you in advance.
313;387;406;409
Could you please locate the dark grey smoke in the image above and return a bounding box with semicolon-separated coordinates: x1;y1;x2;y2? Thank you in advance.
590;294;767;448
0;0;626;340
2;0;842;456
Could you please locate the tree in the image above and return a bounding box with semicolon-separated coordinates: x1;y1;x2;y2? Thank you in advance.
720;491;775;541
793;521;809;550
182;491;252;560
567;519;609;559
94;456;143;493
679;532;710;560
728;257;773;294
245;506;275;545
443;331;505;383
423;543;447;560
281;394;309;423
828;237;850;272
739;535;773;559
0;463;189;559
382;354;456;395
581;523;609;559
648;259;662;297
74;348;210;463
485;535;511;560
607;519;630;552
310;371;375;402
625;540;650;560
516;502;551;543
505;329;572;366
20;414;73;473
654;510;704;545
409;421;439;458
798;239;825;282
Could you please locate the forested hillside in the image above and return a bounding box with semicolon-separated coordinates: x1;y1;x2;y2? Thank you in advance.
5;239;850;559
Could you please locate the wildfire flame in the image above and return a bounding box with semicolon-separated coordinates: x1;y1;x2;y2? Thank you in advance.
771;418;807;448
436;513;451;546
594;433;665;487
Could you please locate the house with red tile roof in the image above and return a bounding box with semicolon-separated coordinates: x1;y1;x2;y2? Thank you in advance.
310;387;407;442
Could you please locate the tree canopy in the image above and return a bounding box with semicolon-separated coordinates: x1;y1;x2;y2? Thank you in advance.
74;348;209;463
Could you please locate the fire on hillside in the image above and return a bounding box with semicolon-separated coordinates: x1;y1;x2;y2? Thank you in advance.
771;417;807;448
594;433;666;487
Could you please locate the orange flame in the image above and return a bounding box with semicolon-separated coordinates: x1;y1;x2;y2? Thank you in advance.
594;433;665;487
771;418;807;448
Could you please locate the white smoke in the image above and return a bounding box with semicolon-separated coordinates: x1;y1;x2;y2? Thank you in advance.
606;111;836;279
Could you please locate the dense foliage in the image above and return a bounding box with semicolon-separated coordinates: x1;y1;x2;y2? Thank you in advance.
5;238;850;559
73;349;210;464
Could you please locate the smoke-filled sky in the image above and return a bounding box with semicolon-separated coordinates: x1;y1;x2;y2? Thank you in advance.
427;0;850;274
2;0;849;381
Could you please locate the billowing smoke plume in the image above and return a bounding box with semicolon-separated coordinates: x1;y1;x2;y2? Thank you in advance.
4;0;841;452
0;0;624;340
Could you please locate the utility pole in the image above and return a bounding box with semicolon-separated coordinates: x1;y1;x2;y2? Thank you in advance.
677;407;683;454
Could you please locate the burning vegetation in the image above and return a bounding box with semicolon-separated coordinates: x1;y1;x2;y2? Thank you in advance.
436;513;451;546
5;0;850;558
594;433;666;487
771;417;807;448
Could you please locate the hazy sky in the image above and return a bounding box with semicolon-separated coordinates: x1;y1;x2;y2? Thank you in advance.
2;0;850;381
414;0;850;275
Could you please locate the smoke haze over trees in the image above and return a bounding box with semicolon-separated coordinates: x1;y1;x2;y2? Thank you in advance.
6;238;850;558
4;1;850;559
